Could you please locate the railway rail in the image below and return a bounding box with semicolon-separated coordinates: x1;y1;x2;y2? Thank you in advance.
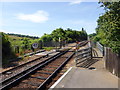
5;50;45;64
0;51;62;90
1;41;88;90
1;49;74;90
0;51;59;81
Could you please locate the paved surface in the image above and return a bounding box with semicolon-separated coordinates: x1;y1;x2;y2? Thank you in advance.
54;67;118;88
50;48;118;89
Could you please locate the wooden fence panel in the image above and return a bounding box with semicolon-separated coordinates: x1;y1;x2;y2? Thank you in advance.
75;47;92;66
105;47;120;77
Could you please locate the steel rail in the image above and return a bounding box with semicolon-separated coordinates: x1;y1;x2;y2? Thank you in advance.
1;54;58;86
1;50;68;90
1;50;45;75
37;51;75;90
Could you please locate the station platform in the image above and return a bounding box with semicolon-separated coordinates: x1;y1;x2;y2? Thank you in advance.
49;48;118;89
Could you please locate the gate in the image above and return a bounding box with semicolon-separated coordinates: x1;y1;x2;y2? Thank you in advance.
75;47;92;67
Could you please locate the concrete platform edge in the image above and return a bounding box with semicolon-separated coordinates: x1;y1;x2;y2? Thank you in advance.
49;67;73;89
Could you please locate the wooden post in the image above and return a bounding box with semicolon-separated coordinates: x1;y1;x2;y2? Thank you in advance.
39;40;42;49
75;49;78;67
103;46;104;56
103;47;106;68
91;47;92;59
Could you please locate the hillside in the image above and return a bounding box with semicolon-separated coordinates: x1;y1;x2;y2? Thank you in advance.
7;33;39;39
7;34;38;46
6;33;40;56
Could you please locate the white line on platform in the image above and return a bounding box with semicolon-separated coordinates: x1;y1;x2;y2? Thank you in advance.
49;67;73;90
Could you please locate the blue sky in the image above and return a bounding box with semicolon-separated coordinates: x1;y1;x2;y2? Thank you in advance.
0;2;104;37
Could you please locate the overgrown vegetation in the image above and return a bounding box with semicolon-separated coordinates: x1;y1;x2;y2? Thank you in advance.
2;27;87;66
1;32;16;64
43;47;55;51
90;2;120;54
1;32;40;65
7;34;39;55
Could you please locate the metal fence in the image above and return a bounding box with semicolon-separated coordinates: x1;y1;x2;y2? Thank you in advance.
104;47;120;77
42;41;59;47
96;42;104;56
90;41;120;77
12;41;61;54
75;41;120;77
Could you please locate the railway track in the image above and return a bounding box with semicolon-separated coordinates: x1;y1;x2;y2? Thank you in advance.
1;41;87;90
1;49;74;90
0;51;61;88
0;51;59;81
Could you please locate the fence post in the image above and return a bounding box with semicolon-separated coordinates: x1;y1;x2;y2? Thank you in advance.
103;46;104;56
75;49;78;67
91;47;92;59
104;47;106;68
39;40;42;49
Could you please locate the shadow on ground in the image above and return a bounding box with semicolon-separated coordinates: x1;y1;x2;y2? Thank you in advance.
76;59;99;68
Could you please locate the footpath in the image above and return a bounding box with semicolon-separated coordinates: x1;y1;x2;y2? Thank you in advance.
50;48;119;89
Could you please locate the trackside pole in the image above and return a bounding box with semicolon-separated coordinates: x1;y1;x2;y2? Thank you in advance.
75;41;79;67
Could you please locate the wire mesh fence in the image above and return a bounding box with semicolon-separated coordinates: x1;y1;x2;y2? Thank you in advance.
11;41;65;55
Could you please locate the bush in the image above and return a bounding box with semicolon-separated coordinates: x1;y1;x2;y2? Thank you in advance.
1;32;16;65
43;47;54;51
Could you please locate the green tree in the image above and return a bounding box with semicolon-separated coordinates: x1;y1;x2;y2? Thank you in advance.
51;28;66;48
51;28;66;42
22;38;30;50
1;32;16;64
40;34;52;42
65;28;74;42
96;2;120;53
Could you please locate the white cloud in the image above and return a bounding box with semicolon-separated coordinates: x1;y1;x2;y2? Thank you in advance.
16;10;49;23
69;0;83;5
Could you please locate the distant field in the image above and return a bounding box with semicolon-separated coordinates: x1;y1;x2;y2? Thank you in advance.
8;35;38;46
8;35;23;39
7;34;40;56
8;35;23;46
